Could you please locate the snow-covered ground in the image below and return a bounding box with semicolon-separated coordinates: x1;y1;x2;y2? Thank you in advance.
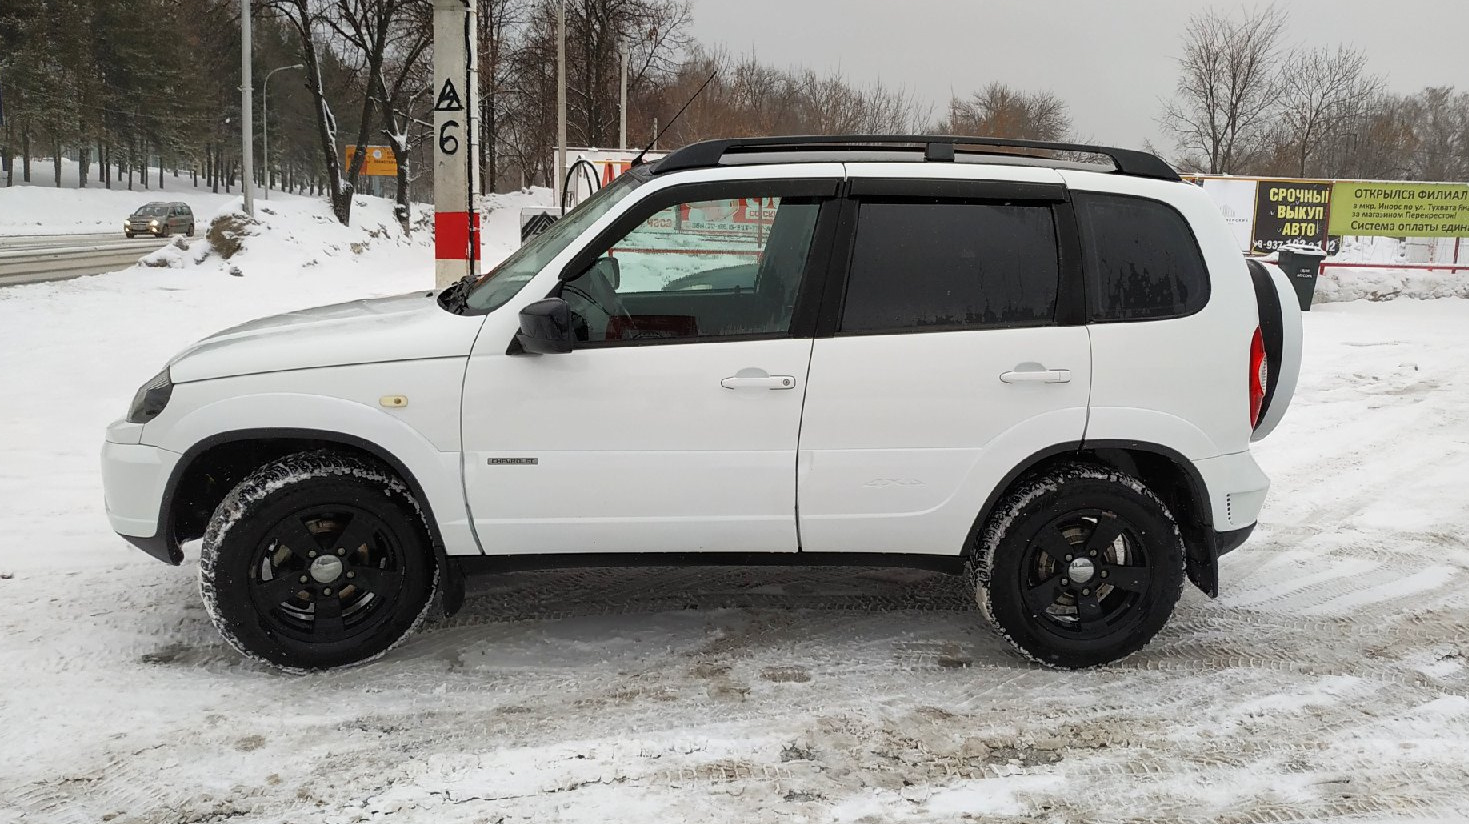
1317;237;1469;303
0;160;283;236
1;187;1468;822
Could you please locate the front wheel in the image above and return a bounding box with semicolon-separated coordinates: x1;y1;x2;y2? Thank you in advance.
200;450;438;670
971;464;1185;669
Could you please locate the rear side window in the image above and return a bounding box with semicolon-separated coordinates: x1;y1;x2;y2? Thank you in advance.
1073;192;1209;321
840;201;1060;333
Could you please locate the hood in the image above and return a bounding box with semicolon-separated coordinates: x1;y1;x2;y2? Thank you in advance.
168;292;486;382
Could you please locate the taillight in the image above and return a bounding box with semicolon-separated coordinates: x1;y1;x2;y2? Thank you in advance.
1249;326;1267;427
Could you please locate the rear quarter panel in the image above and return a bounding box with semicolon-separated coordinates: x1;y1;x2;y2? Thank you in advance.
1059;170;1259;461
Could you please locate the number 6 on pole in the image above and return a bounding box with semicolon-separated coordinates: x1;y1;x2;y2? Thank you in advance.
439;120;460;156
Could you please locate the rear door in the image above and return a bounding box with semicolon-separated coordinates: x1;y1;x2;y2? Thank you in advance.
797;171;1092;555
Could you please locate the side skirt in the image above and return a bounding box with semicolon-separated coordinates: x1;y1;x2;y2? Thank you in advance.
451;552;966;579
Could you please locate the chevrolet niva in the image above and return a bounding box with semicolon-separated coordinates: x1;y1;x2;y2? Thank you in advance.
102;136;1302;670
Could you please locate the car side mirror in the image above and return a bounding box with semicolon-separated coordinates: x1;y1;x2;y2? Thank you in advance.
562;255;620;289
511;298;575;355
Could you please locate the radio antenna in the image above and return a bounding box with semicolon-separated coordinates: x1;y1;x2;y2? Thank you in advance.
631;69;717;168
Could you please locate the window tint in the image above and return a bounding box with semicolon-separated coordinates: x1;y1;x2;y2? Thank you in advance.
564;195;820;344
840;201;1059;333
1073;193;1209;321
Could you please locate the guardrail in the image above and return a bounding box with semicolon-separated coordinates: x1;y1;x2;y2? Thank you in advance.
0;241;163;286
1320;262;1469;275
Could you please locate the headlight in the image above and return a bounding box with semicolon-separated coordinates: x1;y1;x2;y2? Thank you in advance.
126;369;173;423
149;219;159;227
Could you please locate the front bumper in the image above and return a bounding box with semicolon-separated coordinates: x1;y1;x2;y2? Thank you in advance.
102;429;183;564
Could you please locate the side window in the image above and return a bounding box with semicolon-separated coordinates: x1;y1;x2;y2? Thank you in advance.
1073;192;1210;322
564;195;821;344
839;201;1060;334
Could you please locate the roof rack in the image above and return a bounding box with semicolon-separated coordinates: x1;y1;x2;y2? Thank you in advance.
652;135;1180;182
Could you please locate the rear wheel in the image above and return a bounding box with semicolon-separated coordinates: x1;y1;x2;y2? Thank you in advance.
186;223;195;237
971;464;1185;669
200;450;437;670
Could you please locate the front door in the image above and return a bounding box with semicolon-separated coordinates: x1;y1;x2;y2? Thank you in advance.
461;180;836;555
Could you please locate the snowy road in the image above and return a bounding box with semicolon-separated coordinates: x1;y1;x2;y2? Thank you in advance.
0;233;168;285
0;232;1466;822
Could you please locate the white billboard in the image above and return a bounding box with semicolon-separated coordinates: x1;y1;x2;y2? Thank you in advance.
1198;177;1258;253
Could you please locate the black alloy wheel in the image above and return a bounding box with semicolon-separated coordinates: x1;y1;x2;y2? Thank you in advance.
200;451;437;670
246;504;407;645
1014;508;1155;642
974;464;1185;668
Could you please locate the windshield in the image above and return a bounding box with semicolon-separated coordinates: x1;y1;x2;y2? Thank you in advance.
462;171;644;313
134;205;168;216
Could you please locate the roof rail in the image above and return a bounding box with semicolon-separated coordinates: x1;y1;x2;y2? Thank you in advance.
651;135;1180;182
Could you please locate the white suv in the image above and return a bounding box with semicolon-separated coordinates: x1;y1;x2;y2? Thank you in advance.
101;136;1302;670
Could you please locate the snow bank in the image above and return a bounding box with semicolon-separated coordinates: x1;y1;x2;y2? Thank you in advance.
134;193;429;278
1314;236;1469;304
0;183;249;236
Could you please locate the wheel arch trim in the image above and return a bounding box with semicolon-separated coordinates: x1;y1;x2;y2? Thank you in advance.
963;438;1225;596
149;427;473;611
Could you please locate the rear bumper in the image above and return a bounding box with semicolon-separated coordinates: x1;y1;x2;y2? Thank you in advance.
101;435;183;564
1215;522;1255;556
1194;451;1270;531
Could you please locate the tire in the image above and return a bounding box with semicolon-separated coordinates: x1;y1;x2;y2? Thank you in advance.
125;232;134;239
186;223;195;237
199;450;438;670
161;224;172;238
970;463;1185;669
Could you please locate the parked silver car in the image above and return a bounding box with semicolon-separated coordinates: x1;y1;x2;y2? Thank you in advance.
125;202;194;239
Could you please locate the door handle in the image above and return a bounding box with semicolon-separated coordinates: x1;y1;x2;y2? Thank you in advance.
721;374;796;391
1000;369;1071;384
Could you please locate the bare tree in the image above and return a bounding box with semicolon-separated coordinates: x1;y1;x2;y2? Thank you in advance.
1162;4;1287;174
1270;45;1381;177
937;82;1071;141
365;1;432;231
478;0;530;192
1402;86;1469;181
650;48;928;148
266;0;355;223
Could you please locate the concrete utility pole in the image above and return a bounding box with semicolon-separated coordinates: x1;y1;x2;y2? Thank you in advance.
556;0;567;212
619;47;629;150
261;64;303;200
240;0;255;216
433;0;480;288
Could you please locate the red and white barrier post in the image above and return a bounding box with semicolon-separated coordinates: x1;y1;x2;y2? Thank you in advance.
433;0;479;288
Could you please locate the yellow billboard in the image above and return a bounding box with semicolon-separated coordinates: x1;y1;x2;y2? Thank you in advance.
1328;182;1469;237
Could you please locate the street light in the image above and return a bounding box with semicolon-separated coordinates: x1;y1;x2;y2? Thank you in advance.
619;43;629;150
262;63;304;200
241;0;254;215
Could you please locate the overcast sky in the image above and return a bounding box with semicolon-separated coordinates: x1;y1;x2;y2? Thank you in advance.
684;0;1469;152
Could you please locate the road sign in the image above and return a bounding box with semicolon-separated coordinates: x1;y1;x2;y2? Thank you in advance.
345;145;400;177
520;208;559;243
